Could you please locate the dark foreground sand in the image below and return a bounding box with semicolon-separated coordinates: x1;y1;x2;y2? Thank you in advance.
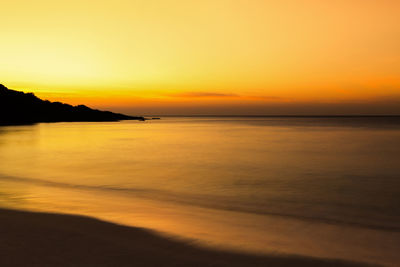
0;208;372;267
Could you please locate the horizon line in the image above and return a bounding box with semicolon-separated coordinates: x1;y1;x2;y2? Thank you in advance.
141;115;400;118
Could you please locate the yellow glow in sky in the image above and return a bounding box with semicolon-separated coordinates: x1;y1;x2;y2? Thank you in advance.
1;0;400;114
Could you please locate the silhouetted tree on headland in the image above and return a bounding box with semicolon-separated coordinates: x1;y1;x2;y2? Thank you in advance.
0;84;144;124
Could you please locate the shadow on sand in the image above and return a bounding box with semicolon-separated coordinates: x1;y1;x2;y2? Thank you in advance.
0;208;375;267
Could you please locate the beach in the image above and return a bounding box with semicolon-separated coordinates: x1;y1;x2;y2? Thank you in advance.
2;0;400;265
0;208;371;267
1;117;399;266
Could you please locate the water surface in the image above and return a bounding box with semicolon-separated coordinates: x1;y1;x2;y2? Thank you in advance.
1;117;399;266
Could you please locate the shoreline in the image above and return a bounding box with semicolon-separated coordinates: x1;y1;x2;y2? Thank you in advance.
0;208;372;267
0;118;145;127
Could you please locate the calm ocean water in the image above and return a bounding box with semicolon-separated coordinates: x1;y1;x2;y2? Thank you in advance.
1;117;400;266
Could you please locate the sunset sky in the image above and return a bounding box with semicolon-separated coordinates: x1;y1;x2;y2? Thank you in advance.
1;0;399;115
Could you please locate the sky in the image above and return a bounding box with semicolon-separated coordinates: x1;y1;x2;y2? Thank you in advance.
1;0;400;115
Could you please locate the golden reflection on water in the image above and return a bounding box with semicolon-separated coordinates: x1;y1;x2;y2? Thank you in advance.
1;118;400;266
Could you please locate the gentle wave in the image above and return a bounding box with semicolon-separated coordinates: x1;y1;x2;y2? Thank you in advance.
2;173;399;233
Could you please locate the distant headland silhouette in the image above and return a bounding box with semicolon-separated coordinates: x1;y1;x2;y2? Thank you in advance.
0;84;144;125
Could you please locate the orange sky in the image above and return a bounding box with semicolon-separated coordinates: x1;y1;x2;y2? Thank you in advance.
1;0;399;115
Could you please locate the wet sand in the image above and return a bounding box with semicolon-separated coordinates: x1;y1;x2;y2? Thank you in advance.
0;208;372;267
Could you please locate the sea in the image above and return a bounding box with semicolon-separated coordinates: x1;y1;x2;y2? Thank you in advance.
0;116;399;266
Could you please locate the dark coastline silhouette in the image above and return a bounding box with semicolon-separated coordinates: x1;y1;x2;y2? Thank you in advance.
0;84;144;124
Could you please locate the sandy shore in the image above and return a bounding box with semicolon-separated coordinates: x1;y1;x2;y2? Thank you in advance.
0;208;372;267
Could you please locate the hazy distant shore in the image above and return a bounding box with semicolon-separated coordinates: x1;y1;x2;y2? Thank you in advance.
0;208;372;267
